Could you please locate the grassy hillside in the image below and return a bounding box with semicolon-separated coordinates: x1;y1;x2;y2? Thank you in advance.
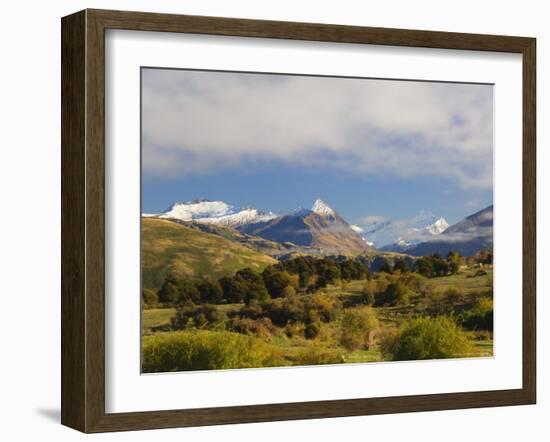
142;218;278;291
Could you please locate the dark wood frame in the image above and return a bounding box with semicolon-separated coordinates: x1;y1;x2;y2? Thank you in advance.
61;8;536;433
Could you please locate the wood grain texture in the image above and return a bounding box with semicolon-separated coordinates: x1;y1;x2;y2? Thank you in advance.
61;10;86;431
61;8;537;433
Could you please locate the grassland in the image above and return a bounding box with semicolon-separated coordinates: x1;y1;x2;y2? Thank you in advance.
142;268;493;369
141;218;277;291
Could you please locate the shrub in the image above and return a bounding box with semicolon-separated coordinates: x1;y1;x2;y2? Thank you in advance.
157;274;202;305
262;268;295;298
339;307;379;351
195;279;223;304
378;281;411;306
393;257;410;274
380;316;472;361
305;293;339;323
443;286;466;305
284;321;305;338
234;268;270;304
142;288;159;308
398;273;427;293
142;330;285;372
462;297;493;331
379;259;393;274
227;317;274;337
171;303;227;330
219;276;247;303
260;296;303;326
304;322;321;340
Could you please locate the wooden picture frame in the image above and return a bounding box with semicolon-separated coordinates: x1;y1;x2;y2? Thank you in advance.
61;8;536;433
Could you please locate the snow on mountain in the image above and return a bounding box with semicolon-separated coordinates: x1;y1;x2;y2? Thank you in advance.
406;206;493;257
312;198;336;217
157;198;277;228
160;199;234;221
199;207;277;228
350;224;364;233
357;211;449;249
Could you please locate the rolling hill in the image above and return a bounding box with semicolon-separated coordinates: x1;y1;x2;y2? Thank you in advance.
141;218;277;291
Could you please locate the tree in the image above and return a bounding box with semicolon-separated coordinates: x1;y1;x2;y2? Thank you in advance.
380;316;472;361
416;256;435;278
339;307;379;350
446;251;463;275
157;273;180;304
142;288;159;308
196;279;223;304
393;257;410;274
379;259;393;274
362;281;376;306
262;267;293;298
380;281;411;306
235;268;270;304
172;303;227;330
219;276;247;303
176;278;201;304
432;253;449;276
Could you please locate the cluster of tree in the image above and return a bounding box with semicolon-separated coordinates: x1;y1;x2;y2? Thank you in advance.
149;256;370;307
466;249;493;267
237;293;339;328
415;251;464;278
170;293;341;341
379;257;410;274
361;273;428;307
460;297;493;331
156;274;224;305
274;256;369;291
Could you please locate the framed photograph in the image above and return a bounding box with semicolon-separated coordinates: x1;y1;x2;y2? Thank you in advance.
61;9;536;433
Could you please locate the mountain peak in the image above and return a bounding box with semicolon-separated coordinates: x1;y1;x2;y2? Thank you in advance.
312;198;336;217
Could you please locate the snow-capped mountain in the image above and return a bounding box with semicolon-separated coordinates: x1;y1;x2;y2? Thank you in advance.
357;211;449;249
245;198;371;253
157;198;277;228
160;199;234;220
312;198;336;217
406;206;493;256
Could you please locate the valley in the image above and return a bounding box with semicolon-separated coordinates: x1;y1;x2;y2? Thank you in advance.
141;198;494;372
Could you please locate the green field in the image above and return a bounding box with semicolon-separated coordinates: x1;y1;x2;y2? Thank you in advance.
142;268;493;368
142;308;176;329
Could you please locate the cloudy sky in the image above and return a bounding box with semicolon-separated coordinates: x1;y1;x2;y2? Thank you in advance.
141;68;493;224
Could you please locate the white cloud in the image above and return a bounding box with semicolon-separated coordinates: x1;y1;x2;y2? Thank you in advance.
142;69;493;189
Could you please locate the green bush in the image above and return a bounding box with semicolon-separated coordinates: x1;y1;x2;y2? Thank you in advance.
378;281;411;306
142;330;285;372
462;297;493;331
142;288;159;308
304;322;321;340
339;307;379;351
195;279;223;304
362;281;376;305
380;316;472;361
171;303;227;330
227;317;274;337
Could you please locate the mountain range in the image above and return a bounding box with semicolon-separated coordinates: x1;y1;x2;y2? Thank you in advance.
353;211;450;250
157;198;370;254
405;205;493;256
145;199;493;257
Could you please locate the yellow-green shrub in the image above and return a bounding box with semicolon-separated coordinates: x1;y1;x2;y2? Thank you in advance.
339;307;379;350
380;316;472;361
142;330;284;372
